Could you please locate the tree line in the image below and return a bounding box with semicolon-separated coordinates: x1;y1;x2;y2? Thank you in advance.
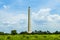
0;30;60;35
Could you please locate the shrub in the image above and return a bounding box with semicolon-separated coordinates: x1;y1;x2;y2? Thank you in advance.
11;30;17;35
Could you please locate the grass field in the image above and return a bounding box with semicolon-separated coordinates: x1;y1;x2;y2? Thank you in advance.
0;34;60;40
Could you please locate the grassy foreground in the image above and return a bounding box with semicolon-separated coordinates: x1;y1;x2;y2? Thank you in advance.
0;34;60;40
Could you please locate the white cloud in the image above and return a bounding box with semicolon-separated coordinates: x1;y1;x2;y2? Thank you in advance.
3;5;10;9
32;8;60;23
1;11;27;24
0;7;60;32
38;8;51;16
47;14;60;22
31;8;60;32
32;8;51;21
0;10;28;33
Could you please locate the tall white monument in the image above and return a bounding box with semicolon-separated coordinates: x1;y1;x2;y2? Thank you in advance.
28;7;31;33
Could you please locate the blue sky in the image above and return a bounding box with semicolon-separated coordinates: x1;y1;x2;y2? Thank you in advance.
0;0;60;33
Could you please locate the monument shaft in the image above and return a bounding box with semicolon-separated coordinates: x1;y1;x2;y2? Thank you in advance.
28;7;31;33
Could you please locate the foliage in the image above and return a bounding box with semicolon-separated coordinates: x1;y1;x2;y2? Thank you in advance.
0;30;60;35
0;32;4;35
0;35;60;40
11;30;17;35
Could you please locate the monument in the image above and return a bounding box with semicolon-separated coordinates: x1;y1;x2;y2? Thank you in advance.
28;7;31;33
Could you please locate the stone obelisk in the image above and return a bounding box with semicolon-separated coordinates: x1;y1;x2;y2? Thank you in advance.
28;7;31;33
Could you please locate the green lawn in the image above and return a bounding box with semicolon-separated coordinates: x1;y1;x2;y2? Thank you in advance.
0;34;60;40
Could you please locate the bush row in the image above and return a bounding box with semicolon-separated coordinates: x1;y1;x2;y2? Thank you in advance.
0;30;60;35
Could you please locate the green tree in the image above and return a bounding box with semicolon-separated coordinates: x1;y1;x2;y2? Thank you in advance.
11;30;17;35
0;32;4;35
